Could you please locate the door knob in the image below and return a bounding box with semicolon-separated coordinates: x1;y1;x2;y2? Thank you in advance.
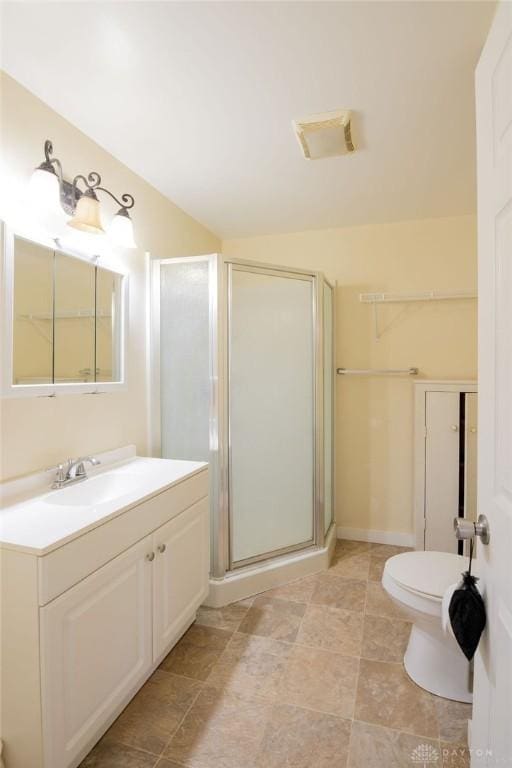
146;552;155;562
450;424;459;432
453;515;490;545
157;544;166;554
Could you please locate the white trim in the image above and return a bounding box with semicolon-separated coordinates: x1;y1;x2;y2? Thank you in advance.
1;224;129;398
336;526;415;547
413;379;478;552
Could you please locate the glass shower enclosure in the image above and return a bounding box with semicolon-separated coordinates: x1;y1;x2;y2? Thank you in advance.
151;254;335;586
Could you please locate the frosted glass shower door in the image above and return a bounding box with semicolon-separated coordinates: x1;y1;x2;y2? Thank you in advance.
229;265;315;566
159;259;210;461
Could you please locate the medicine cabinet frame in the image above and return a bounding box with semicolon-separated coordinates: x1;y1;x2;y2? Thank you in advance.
1;222;129;398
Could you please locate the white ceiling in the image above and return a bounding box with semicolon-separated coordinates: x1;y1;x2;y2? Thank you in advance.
1;1;495;238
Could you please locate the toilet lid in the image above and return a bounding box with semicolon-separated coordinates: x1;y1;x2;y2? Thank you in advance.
384;551;470;599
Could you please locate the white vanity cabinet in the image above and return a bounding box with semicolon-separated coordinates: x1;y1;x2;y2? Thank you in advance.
1;462;209;768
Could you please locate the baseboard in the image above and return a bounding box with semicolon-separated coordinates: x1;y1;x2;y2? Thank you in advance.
336;526;415;547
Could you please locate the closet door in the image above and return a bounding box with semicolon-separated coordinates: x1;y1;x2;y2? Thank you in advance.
464;393;478;523
425;392;460;552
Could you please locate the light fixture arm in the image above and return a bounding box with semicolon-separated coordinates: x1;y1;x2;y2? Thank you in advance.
95;188;135;211
40;139;64;186
71;170;135;212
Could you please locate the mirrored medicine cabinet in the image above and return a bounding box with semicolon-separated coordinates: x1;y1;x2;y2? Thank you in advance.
1;224;127;396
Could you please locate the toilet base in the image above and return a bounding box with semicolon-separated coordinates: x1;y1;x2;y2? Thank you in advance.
404;624;473;703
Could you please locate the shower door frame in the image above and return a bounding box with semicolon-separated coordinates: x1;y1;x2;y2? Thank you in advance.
226;260;317;570
222;256;330;572
322;276;336;537
150;254;334;581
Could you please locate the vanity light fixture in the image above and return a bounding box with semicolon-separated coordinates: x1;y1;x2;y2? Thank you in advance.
29;140;137;248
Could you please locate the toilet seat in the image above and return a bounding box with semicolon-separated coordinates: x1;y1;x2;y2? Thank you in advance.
382;551;469;618
384;551;469;598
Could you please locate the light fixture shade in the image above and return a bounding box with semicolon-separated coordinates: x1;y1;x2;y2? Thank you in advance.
108;208;137;248
27;167;69;233
68;192;105;235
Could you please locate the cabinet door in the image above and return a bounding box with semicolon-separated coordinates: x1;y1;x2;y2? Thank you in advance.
153;497;209;661
425;391;460;552
40;537;153;768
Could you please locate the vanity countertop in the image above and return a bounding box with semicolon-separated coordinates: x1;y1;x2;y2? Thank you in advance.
0;454;208;556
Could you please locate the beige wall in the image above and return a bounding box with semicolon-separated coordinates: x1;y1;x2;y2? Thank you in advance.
0;72;220;481
223;216;477;536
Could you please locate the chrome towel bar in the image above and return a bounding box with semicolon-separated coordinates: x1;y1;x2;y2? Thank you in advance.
336;367;419;376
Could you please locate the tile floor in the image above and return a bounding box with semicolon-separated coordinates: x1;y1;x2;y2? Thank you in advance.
80;540;471;768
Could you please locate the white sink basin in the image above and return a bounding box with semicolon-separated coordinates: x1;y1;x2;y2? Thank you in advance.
0;451;208;555
45;472;143;507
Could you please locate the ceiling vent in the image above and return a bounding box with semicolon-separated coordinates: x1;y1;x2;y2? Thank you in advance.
293;109;355;160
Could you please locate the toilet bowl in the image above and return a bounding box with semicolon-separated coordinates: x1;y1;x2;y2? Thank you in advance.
382;550;473;703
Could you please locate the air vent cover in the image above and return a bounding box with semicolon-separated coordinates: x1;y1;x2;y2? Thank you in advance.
293;109;355;160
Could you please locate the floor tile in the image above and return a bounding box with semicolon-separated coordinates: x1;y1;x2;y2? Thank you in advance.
159;624;233;681
164;687;270;768
361;614;411;663
311;573;367;613
206;631;291;702
155;761;184;768
256;703;352;768
104;670;202;754
441;743;471;767
368;557;385;582
329;552;371;580
365;582;409;619
262;574;319;603
278;644;359;718
336;539;372;555
354;659;439;738
435;698;471;744
238;596;306;642
370;544;411;559
348;720;440;768
80;741;158;767
195;599;252;632
297;603;363;656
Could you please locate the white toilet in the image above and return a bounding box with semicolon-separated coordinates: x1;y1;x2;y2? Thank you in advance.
382;550;473;703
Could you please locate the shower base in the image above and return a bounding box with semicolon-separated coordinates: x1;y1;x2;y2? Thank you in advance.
204;524;336;608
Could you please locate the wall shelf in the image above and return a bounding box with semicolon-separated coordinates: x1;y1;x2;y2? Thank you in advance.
360;290;477;304
360;290;477;341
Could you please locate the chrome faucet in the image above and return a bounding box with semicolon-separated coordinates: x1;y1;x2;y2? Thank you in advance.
50;456;101;489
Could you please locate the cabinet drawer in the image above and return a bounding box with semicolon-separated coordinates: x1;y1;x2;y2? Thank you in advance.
38;470;208;605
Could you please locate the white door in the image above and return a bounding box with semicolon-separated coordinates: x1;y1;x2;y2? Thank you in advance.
40;537;153;768
153;498;209;661
425;391;460;553
472;3;512;764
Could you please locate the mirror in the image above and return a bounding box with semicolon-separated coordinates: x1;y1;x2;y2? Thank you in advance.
10;233;125;388
13;236;54;384
95;266;123;382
